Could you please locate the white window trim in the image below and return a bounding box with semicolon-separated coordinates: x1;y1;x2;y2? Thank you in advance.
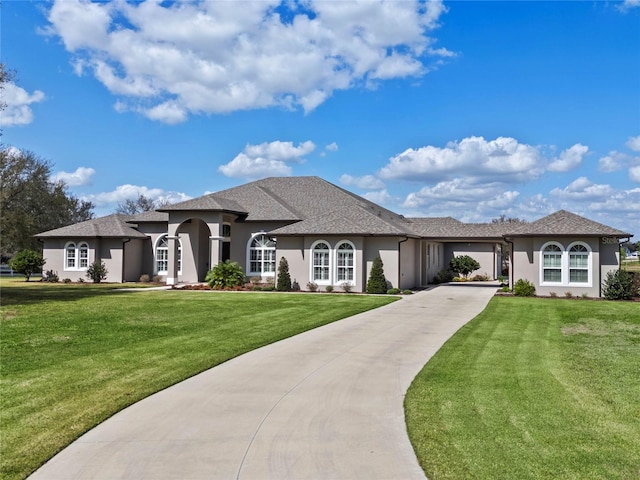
539;241;592;287
567;241;592;286
155;234;182;276
334;240;356;285
247;233;276;277
310;240;332;285
64;241;90;271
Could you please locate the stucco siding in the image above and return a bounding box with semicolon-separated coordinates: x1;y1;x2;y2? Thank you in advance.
512;236;606;297
399;238;417;290
363;237;401;290
123;239;145;282
445;243;498;279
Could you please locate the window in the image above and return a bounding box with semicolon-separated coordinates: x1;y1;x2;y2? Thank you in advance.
542;243;562;283
540;241;591;286
336;241;355;283
65;242;89;270
66;242;77;269
155;235;182;275
248;234;276;275
312;242;331;282
569;243;589;284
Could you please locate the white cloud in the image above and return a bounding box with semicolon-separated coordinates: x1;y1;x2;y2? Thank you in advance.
626;134;640;152
340;174;385;190
44;0;449;123
547;144;588;172
630;166;640;183
82;184;190;206
219;140;315;179
0;82;45;127
362;189;394;205
598;150;628;172
549;177;613;200
325;142;339;152
379;136;545;183
51;167;96;187
618;0;640;12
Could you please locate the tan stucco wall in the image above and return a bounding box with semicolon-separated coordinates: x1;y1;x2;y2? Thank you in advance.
445;242;499;279
420;241;446;284
510;236;618;298
123;238;145;282
363;237;402;290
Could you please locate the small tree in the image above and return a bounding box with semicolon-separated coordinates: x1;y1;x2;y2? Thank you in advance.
9;249;45;281
276;256;292;291
205;260;245;289
366;256;387;294
86;260;108;283
449;255;481;279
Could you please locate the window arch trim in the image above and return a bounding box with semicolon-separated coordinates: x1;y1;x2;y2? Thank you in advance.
310;240;332;284
155;234;182;275
539;241;592;287
247;233;276;276
65;241;90;271
335;240;356;285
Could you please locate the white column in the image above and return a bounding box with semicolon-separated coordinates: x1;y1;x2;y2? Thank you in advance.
210;235;223;270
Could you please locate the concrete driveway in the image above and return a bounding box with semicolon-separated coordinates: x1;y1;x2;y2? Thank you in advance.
29;284;497;480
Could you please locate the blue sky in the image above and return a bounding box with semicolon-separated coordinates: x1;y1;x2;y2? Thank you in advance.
2;0;639;238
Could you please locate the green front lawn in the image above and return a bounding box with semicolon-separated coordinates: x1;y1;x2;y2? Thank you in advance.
405;296;640;480
0;280;397;480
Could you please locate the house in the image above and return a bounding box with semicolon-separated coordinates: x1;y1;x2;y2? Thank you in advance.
35;176;632;297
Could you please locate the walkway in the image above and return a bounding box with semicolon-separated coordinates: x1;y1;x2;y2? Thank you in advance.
29;284;497;480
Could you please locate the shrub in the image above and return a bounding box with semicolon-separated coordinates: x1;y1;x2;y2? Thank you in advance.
472;273;490;282
205;260;245;289
499;285;510;293
261;285;275;291
497;275;508;285
43;270;59;283
9;249;45;282
139;274;151;283
341;282;352;293
452;277;467;282
433;269;453;284
449;255;481;279
513;278;536;297
276;257;292;291
77;277;84;283
249;276;262;285
550;292;558;298
402;289;413;295
366;256;387;294
306;281;318;292
63;278;72;284
564;291;573;299
153;275;162;283
325;285;334;293
86;260;108;283
291;280;300;291
602;269;634;300
387;288;401;295
581;293;589;299
252;285;263;291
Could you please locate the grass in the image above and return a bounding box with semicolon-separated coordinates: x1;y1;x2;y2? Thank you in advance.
405;296;640;480
0;278;397;480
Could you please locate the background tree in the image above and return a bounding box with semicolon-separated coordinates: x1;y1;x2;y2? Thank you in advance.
449;255;481;279
9;249;45;282
0;148;94;261
491;215;527;224
115;194;160;215
276;256;292;291
366;256;387;294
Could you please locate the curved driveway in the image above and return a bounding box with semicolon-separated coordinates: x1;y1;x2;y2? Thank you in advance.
29;284;497;480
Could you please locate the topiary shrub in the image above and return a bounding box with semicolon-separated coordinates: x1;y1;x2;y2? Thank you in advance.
205;260;245;289
86;260;108;283
513;278;536;297
9;249;46;282
433;269;454;284
306;281;318;292
449;255;481;279
325;285;334;293
602;270;634;300
139;274;151;283
276;257;292;291
387;288;401;295
366;256;387;294
402;289;413;295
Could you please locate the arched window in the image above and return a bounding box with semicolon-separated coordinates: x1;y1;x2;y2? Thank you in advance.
65;242;90;270
65;242;77;269
248;234;276;275
155;235;181;275
78;242;89;269
335;241;355;284
312;241;331;283
542;243;562;283
568;242;590;284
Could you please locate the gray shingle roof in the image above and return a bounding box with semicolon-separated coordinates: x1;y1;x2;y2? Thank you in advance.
127;211;169;223
506;210;631;237
407;217;511;239
35;214;148;239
